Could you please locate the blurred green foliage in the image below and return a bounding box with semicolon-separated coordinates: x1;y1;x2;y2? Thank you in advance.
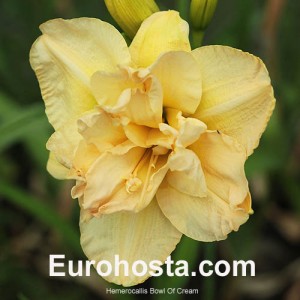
0;0;299;299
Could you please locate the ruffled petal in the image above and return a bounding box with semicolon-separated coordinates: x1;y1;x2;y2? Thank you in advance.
30;18;131;130
80;199;182;286
78;109;127;152
157;182;250;242
92;154;168;214
124;75;163;127
46;152;69;179
123;124;150;148
72;140;100;176
91;69;163;128
46;121;81;171
192;46;275;155
69;140;101;199
90;68;131;108
147;124;176;149
165;109;207;148
150;51;202;114
83;146;145;211
167;148;207;197
157;131;251;241
189;131;249;207
130;11;191;67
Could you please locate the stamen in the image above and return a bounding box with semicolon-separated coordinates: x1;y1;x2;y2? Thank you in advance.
125;149;151;194
140;150;158;198
125;148;159;196
132;149;152;177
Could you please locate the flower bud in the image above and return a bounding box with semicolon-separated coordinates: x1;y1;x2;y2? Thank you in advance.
104;0;159;39
190;0;218;31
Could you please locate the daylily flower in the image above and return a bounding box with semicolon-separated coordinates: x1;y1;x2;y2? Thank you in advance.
30;11;275;286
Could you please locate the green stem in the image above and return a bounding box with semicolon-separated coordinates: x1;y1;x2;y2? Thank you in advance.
191;29;205;49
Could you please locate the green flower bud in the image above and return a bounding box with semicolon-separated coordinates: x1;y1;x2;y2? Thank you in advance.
190;0;218;31
104;0;159;39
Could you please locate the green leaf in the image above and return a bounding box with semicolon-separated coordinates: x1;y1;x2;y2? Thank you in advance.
0;91;20;123
0;91;51;169
0;180;82;256
0;103;47;151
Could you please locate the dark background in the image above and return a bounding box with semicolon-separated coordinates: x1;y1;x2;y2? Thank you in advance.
0;0;299;299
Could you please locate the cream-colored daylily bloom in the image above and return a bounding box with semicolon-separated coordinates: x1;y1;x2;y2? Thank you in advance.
30;10;275;286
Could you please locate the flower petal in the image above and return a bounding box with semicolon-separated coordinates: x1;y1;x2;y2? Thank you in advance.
78;109;127;152
93;154;169;214
90;67;131;109
83;146;145;211
80;199;182;286
150;51;202;114
46;121;81;171
130;11;191;67
30;18;131;130
192;46;275;155
69;140;101;199
167;148;207;198
189;131;249;207
124;76;163;127
124;124;150;148
147;124;176;149
72;140;100;176
47;152;69;179
165;109;207;148
157;182;250;242
157;131;251;241
91;69;163;128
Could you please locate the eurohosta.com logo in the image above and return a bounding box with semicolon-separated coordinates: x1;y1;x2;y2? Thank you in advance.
49;254;255;278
